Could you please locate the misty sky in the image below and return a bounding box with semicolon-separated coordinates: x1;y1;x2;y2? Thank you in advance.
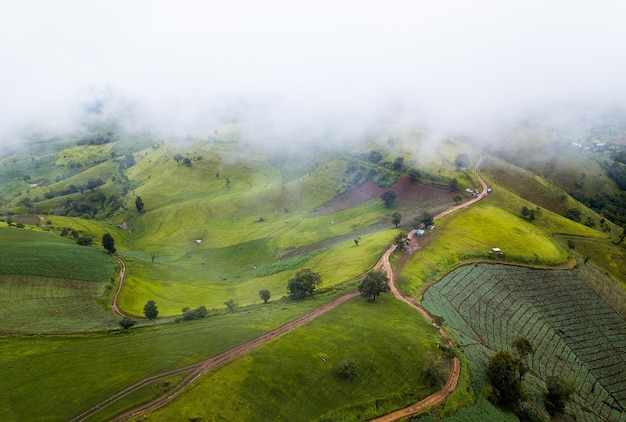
2;1;626;140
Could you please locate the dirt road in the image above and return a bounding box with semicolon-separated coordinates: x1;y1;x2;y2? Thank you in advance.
81;155;488;421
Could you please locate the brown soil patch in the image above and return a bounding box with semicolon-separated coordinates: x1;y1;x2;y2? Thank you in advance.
309;176;458;217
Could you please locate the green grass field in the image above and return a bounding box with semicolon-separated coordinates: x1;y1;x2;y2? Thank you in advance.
0;288;356;422
1;128;625;421
145;296;448;422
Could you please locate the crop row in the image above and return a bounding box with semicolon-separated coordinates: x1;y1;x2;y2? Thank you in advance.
423;264;626;421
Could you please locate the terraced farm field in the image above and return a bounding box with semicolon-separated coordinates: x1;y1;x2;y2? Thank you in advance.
422;263;626;422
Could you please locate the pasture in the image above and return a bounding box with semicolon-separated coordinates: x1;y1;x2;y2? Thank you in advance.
145;296;448;422
422;263;626;422
0;288;355;421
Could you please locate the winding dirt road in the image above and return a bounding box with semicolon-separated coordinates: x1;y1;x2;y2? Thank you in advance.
77;155;488;421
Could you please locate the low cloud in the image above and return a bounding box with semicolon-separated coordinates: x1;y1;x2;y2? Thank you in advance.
2;1;626;144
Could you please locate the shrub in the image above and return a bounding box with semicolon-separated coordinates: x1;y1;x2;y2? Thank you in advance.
338;360;358;381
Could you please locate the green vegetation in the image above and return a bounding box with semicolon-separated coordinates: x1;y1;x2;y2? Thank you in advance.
1;123;625;422
422;263;626;421
146;297;447;421
0;289;355;421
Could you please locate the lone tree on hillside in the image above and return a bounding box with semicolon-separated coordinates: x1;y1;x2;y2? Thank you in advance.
102;233;116;254
391;211;402;228
358;270;390;302
544;375;575;416
287;268;322;300
224;299;236;312
394;232;409;251
143;300;158;320
135;196;144;213
259;289;271;304
380;190;397;208
455;153;470;169
173;153;183;165
338;359;358;380
487;350;525;409
513;337;534;381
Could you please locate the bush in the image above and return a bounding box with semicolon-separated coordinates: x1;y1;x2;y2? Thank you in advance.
338;360;358;381
182;305;208;321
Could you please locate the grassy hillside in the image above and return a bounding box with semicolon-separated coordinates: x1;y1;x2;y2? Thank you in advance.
1;124;625;421
145;296;447;422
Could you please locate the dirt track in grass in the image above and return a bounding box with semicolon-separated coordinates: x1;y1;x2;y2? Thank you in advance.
74;156;487;421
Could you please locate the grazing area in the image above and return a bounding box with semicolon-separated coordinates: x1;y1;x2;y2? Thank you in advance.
144;296;448;422
0;122;625;421
422;263;626;422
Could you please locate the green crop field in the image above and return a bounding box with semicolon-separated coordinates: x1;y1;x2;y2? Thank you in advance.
422;263;626;422
145;295;448;422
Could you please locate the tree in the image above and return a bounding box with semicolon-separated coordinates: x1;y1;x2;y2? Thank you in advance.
453;194;463;204
421;211;434;227
124;153;135;168
487;350;525;408
135;196;144;213
338;359;358;380
287;268;322;300
380;190;397;208
394;231;409;251
513;337;534;381
393;156;404;170
102;233;116;254
368;150;383;163
544;375;575;416
391;211;402;228
224;299;236;312
182;305;208;321
358;270;390;302
408;168;420;182
259;289;270;303
173;153;183;165
448;178;459;190
19;197;33;213
182;157;192;167
353;238;360;246
118;317;137;330
143;300;158;320
455;153;470;168
513;337;534;360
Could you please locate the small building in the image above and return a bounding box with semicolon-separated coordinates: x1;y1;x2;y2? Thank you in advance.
416;229;425;236
492;247;502;253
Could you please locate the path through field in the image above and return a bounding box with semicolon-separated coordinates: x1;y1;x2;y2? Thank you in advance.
78;156;488;421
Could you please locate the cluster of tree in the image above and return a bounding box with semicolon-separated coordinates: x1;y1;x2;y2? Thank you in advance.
287;269;322;300
180;305;208;321
173;153;193;167
412;211;434;229
520;206;540;222
571;185;626;227
42;178;105;200
76;130;116;146
487;337;575;419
